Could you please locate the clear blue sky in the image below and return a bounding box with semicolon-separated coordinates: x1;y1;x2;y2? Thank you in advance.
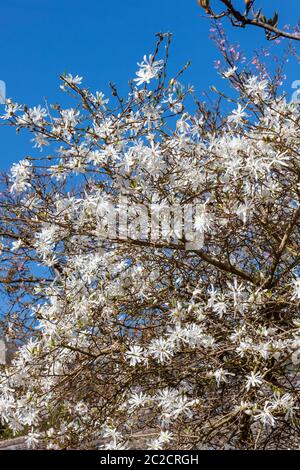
0;0;299;171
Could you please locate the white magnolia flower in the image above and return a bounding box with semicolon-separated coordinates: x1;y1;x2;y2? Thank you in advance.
212;296;227;318
273;393;298;421
31;133;49;150
28;105;47;125
157;430;173;444
148;431;173;449
213;368;235;387
101;424;126;450
0;99;22;120
222;66;237;78
65;74;83;85
235;200;252;224
102;425;122;443
148;438;163;450
226;278;245;310
127;391;151;410
61;108;80;128
168;396;198;420
148;337;174;363
124;345;145;366
25;430;40;449
254;404;276;427
245;76;269;100
166;323;188;344
228;104;248;125
10;159;33;193
245;371;264;391
93;91;109;107
134;54;163;86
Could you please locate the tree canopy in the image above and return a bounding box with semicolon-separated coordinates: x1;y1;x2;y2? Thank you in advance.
0;12;300;450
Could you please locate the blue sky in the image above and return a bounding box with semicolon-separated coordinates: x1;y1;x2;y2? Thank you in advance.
0;0;299;171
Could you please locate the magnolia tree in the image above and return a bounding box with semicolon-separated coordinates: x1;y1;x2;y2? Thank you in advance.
0;27;300;450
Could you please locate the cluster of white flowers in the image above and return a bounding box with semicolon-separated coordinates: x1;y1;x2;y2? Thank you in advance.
9;159;33;193
134;54;164;86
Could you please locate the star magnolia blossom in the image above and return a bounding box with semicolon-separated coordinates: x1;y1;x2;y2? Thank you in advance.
0;35;300;450
134;54;164;86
